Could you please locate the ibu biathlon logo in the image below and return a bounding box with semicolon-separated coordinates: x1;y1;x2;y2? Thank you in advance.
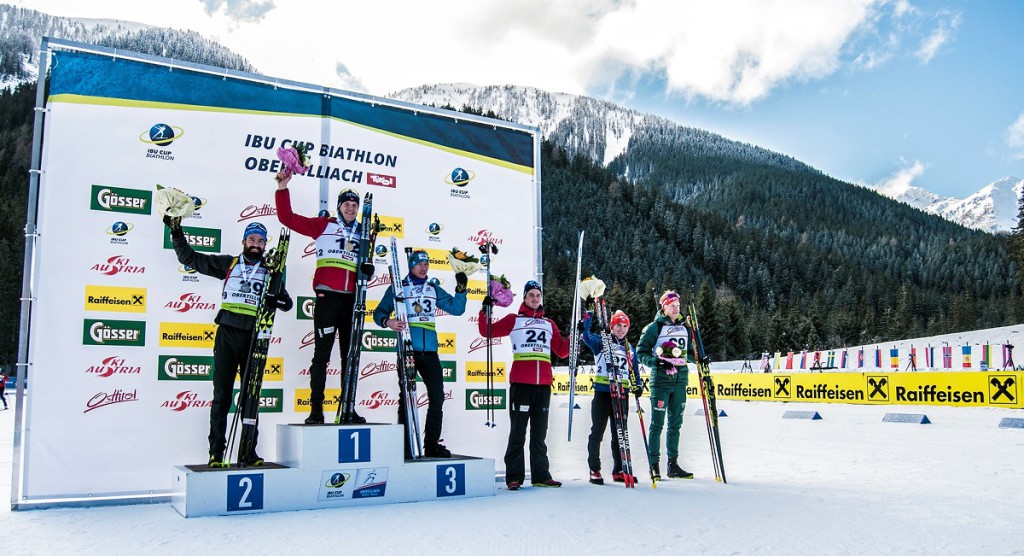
140;123;184;146
140;123;183;161
445;167;475;199
186;195;209;219
84;356;142;378
426;222;444;242
105;221;134;244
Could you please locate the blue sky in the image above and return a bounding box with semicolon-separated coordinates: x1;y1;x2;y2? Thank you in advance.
19;0;1024;198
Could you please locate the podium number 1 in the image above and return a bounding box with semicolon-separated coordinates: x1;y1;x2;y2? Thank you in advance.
339;428;371;463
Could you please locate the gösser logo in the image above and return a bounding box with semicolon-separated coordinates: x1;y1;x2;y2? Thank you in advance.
83;319;146;347
91;185;152;215
139;123;184;146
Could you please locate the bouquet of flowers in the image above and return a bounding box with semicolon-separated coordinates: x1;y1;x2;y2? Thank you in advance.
154;184;195;219
489;273;514;307
447;247;482;275
579;276;606;301
276;141;312;176
656;339;687;373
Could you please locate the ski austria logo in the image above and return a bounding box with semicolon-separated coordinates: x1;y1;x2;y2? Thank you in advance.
84;356;142;378
445;167;475;199
91;255;146;276
140;123;184;146
467;229;503;246
91;185;152;215
162;390;213;412
106;221;134;244
164;293;217;313
360;390;399;409
84;389;139;413
366;173;397;188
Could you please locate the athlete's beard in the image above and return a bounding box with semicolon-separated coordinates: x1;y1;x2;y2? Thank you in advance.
244;245;264;261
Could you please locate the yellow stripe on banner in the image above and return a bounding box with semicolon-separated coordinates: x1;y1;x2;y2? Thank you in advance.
48;93;536;175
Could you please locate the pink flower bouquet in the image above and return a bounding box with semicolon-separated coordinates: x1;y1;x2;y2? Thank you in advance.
489;274;515;307
276;142;312;176
656;340;687;373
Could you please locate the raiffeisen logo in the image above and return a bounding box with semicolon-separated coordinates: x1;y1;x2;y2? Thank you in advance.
376;216;405;239
165;293;217;313
84;356;142;378
162;390;213;412
91;185;152;215
140;123;184;146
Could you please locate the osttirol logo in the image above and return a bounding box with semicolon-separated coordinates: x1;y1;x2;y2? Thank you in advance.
361;329;398;352
230;388;284;413
90;185;152;215
83;319;146;347
298;296;315;320
163;225;221;253
158;355;214;381
465;388;506;410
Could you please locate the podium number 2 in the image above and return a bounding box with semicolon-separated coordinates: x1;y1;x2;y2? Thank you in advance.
436;464;465;497
227;473;264;511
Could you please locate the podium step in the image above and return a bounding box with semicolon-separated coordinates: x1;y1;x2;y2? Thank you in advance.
172;423;495;517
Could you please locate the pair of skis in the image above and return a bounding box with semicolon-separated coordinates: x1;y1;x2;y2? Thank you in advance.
480;240;498;428
336;193;379;424
594;297;637;488
225;228;291;467
389;236;424;458
566;231;584;440
688;303;727;483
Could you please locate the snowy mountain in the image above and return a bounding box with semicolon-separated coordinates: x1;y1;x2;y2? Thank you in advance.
390;83;813;175
0;4;254;89
393;83;1021;235
874;176;1023;234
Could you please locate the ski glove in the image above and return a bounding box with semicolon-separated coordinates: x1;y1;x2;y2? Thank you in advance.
631;384;644;397
162;215;182;234
455;272;468;293
581;311;593;330
699;355;711;365
264;292;294;312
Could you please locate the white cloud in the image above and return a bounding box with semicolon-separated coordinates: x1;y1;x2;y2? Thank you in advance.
874;159;927;197
1007;113;1024;160
200;0;274;23
915;12;961;63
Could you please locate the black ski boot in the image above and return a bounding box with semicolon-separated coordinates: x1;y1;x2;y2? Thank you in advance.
304;403;324;424
667;458;693;479
425;442;452;458
651;462;661;481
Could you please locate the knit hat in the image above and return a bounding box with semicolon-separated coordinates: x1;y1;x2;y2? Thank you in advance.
242;222;268;242
524;280;542;295
609;310;630;328
337;188;360;207
408;250;430;267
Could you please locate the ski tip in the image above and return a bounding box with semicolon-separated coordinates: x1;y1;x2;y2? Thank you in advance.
572;404;581;409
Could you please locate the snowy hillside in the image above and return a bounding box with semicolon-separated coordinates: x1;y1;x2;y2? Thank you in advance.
391;83;813;174
874;176;1023;234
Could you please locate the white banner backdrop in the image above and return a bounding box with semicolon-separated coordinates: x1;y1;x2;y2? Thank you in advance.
18;43;539;504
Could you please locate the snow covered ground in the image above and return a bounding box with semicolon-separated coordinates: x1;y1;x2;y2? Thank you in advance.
2;392;1022;555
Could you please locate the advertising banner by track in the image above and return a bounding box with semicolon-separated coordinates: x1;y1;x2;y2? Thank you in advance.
17;42;540;505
